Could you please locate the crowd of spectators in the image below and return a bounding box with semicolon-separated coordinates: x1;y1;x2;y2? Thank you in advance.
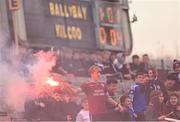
24;49;180;121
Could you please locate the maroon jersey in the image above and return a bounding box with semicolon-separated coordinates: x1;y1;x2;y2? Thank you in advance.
81;81;107;115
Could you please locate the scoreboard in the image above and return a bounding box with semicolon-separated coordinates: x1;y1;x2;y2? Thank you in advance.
95;1;125;51
21;0;132;53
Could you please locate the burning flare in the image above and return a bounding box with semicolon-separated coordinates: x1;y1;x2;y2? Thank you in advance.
46;77;59;86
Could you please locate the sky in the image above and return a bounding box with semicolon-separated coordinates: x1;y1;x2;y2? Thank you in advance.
129;0;180;59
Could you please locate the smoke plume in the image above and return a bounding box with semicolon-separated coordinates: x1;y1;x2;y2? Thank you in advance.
0;30;56;112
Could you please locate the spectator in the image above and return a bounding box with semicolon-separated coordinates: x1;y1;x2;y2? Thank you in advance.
113;53;126;81
76;98;90;122
145;90;168;121
121;63;133;81
24;93;52;121
106;79;118;110
120;95;136;121
163;74;179;101
48;91;81;121
140;54;152;72
113;52;126;71
80;65;123;121
80;65;108;121
166;93;180;120
130;55;143;77
48;92;67;121
129;72;146;121
106;79;121;121
172;59;180;91
101;52;119;79
145;68;165;104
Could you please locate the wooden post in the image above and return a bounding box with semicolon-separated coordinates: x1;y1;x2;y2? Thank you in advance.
8;0;20;54
12;11;19;54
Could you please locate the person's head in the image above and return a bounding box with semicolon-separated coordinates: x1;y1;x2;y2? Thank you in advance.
88;65;101;81
164;74;176;90
150;90;164;103
109;52;116;62
169;93;179;106
120;95;132;109
150;91;165;113
135;72;144;84
148;68;158;80
132;55;140;65
173;60;180;73
116;52;126;63
125;63;131;70
142;54;149;64
81;98;89;110
106;79;118;94
143;71;149;83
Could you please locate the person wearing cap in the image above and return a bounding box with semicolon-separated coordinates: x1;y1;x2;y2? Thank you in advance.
172;59;180;91
80;65;123;121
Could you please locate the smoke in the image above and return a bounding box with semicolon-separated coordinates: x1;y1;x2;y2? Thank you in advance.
28;51;56;97
0;30;56;112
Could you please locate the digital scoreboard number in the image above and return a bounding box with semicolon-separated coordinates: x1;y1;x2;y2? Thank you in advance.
95;1;125;51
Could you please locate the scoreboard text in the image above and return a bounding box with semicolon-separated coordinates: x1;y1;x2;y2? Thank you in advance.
22;0;129;51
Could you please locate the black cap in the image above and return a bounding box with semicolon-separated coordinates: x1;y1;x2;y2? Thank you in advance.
173;59;180;69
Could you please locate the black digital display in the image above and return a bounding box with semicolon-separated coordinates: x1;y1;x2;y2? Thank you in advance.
21;0;132;52
23;0;96;49
95;0;125;51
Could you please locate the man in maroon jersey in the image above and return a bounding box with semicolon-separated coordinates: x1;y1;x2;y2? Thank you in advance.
80;65;123;121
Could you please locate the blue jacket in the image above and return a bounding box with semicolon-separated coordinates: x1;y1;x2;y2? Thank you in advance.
129;83;146;114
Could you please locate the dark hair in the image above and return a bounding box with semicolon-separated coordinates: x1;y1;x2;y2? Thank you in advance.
148;67;158;77
132;55;139;60
143;54;148;57
120;95;131;105
173;59;178;63
169;93;179;99
166;73;177;81
173;60;180;70
106;79;118;85
149;90;163;102
135;71;144;78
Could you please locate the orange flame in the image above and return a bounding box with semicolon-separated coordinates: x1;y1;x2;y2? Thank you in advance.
46;77;59;86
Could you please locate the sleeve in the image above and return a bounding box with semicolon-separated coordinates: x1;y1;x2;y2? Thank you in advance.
129;84;136;100
80;83;90;95
76;112;84;122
